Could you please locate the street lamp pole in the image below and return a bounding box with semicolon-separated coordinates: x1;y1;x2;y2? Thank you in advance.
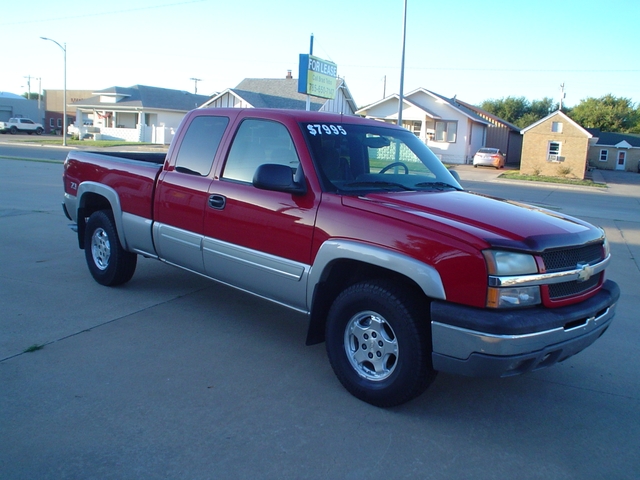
398;0;407;128
40;37;67;146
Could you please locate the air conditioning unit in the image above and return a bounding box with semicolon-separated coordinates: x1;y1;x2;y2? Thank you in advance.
547;154;558;161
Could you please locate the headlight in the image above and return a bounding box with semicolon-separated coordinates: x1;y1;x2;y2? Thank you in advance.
487;286;541;308
483;250;538;276
483;250;540;308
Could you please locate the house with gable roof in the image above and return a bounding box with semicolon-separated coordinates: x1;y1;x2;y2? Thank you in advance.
200;72;357;115
520;110;597;179
586;130;640;172
356;88;492;164
70;85;209;144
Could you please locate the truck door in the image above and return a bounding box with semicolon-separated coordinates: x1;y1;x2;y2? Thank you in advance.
202;117;320;311
153;115;229;273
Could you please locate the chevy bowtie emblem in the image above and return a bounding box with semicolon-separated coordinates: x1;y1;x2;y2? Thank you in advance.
577;263;594;282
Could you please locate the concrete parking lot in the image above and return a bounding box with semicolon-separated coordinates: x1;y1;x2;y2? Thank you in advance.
1;151;639;479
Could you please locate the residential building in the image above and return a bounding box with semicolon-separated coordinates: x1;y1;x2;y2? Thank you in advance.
587;130;640;172
356;89;491;164
453;99;523;165
70;85;209;144
520;111;595;179
201;73;357;115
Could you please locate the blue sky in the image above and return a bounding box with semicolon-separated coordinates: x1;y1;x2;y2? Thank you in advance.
1;0;638;108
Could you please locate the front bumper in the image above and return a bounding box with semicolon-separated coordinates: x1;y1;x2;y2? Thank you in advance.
430;280;620;377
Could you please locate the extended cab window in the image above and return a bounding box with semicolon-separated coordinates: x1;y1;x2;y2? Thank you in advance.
174;116;229;176
223;119;300;183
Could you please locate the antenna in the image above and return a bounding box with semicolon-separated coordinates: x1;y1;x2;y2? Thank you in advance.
559;83;566;111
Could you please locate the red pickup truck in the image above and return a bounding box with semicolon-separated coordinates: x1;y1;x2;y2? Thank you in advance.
63;108;619;407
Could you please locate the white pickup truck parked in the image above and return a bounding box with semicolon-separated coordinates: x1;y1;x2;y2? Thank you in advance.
0;118;44;135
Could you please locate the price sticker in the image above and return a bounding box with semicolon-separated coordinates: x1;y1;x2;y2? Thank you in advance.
306;124;347;136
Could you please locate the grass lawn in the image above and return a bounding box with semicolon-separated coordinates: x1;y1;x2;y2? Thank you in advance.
7;136;162;148
498;170;606;188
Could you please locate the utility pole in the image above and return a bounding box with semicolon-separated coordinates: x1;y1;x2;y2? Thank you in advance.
23;75;32;99
559;83;566;111
190;77;202;95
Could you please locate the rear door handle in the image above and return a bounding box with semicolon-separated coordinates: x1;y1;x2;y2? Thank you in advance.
208;194;226;210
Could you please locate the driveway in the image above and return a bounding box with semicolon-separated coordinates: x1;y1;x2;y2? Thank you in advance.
0;157;638;479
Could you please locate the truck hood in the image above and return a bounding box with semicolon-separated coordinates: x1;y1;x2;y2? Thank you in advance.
349;190;603;252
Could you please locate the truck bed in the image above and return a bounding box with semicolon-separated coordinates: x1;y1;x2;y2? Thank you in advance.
64;151;165;220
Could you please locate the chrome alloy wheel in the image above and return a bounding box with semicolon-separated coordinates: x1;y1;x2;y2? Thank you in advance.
91;227;111;271
344;311;399;381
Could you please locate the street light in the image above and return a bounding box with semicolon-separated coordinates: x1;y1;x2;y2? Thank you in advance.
40;37;67;146
398;0;407;128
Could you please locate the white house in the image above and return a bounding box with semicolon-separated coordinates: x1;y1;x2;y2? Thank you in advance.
201;74;358;115
70;85;209;144
356;88;491;164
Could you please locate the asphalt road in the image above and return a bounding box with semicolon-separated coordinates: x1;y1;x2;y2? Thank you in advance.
0;150;639;479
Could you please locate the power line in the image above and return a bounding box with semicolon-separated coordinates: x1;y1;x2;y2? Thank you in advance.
1;0;207;26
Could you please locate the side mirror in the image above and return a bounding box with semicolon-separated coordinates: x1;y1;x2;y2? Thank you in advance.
449;169;461;183
253;164;307;195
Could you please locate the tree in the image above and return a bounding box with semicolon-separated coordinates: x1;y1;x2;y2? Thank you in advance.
568;94;639;133
21;92;43;101
479;96;560;128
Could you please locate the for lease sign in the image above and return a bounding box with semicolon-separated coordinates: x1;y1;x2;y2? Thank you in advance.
298;54;337;100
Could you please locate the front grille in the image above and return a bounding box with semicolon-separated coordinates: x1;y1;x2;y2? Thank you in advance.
541;243;603;272
542;243;604;299
548;274;601;299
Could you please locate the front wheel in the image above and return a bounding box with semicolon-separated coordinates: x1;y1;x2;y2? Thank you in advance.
325;280;436;407
84;210;137;286
9;126;17;134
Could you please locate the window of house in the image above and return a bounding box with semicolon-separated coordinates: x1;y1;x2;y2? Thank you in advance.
435;121;457;142
402;121;421;136
57;119;62;128
551;122;563;133
49;118;54;128
599;149;608;162
547;141;561;161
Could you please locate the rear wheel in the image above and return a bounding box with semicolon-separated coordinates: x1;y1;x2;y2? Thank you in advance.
36;127;43;135
84;210;137;286
325;280;436;407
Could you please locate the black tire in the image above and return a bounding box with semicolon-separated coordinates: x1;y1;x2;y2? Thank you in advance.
325;280;436;407
36;127;43;135
84;210;137;286
10;126;17;134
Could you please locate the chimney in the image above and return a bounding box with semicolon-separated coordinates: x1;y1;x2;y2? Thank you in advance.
286;70;293;79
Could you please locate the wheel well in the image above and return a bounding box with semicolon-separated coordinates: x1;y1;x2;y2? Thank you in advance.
306;259;428;345
77;193;112;249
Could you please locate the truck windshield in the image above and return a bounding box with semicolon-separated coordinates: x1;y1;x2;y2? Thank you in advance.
301;122;461;194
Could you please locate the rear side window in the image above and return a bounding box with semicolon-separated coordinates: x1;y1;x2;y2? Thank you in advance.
175;116;229;176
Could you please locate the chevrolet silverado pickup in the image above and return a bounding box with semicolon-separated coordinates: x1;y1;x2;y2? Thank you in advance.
62;108;619;407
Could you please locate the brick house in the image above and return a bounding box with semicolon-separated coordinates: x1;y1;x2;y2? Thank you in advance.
520;111;595;179
587;130;640;172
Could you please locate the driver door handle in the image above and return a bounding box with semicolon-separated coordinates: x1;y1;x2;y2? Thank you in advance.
208;194;226;210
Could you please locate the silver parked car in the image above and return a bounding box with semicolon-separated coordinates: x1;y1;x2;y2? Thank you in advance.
473;148;505;169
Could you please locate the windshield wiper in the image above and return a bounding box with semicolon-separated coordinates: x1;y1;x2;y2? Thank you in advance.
343;181;413;191
414;181;462;191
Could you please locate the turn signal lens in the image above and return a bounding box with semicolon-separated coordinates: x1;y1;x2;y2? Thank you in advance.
487;286;541;308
